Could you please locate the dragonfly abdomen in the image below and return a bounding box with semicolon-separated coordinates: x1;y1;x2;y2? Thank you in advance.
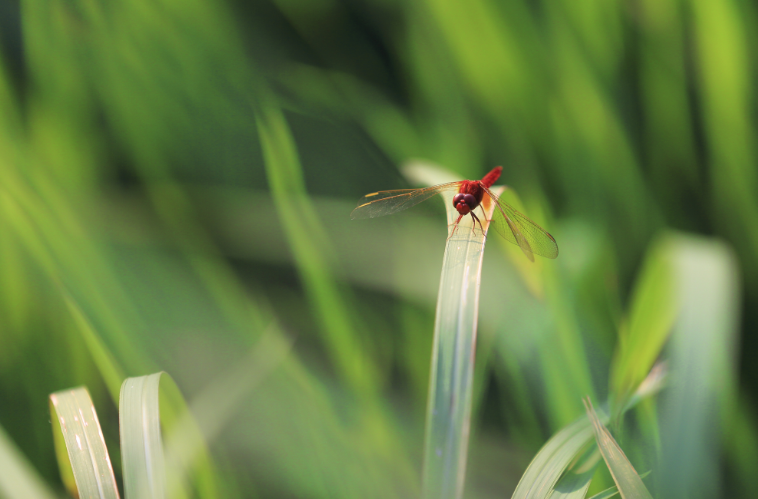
480;166;503;188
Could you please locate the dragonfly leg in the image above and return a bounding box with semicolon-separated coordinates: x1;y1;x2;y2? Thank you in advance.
470;212;486;236
447;214;465;239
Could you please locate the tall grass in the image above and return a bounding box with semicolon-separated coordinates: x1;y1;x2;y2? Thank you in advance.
0;0;756;497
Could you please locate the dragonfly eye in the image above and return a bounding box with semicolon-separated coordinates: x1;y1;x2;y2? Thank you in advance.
453;193;478;215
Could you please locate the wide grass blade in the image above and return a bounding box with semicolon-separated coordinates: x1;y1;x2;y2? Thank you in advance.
510;414;596;499
409;163;504;499
119;371;222;499
49;387;120;499
120;374;167;499
659;235;740;498
119;330;290;499
511;365;664;499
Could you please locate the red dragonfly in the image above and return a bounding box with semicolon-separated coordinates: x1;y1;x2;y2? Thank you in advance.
351;166;558;261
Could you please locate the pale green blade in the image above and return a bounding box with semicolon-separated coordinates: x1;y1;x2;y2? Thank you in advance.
406;162;504;499
119;332;291;499
49;387;120;499
583;398;653;499
659;235;740;498
120;374;167;499
0;424;58;499
120;371;221;499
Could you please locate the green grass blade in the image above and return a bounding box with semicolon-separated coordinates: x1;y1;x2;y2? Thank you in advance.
586;488;621;499
121;364;282;499
0;424;58;499
49;387;120;499
610;236;676;409
120;374;167;499
659;235;740;498
547;469;594;499
546;447;599;499
413;163;504;499
256;92;378;395
157;376;220;499
583;398;653;499
585;471;652;499
691;0;758;282
511;415;596;499
725;397;758;495
63;292;127;402
512;366;664;499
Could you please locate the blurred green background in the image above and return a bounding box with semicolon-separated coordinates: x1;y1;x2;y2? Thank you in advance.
1;0;757;497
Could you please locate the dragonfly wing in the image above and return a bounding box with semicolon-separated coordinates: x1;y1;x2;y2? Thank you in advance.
350;182;461;219
483;186;559;260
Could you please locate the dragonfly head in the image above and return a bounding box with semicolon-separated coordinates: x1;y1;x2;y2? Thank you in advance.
453;193;478;215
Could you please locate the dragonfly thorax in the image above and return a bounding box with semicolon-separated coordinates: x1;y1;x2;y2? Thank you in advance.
453;193;479;215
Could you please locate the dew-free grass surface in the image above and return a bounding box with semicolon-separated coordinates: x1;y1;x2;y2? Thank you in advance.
1;0;757;497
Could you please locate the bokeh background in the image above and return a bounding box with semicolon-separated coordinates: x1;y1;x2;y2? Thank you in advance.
1;0;757;497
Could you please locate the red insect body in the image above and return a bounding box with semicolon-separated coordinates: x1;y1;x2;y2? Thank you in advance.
350;164;558;261
452;167;503;232
453;167;502;213
480;166;502;188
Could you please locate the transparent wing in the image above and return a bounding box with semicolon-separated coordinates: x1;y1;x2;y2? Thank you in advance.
482;185;559;261
350;182;462;219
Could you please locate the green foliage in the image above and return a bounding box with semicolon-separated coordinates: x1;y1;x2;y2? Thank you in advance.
584;398;653;499
0;0;757;497
610;237;676;410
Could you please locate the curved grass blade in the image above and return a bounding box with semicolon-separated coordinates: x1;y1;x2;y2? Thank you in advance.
120;371;223;499
511;365;664;499
119;331;290;499
119;374;167;499
49;387;120;499
411;163;504;499
510;414;597;499
583;398;653;499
